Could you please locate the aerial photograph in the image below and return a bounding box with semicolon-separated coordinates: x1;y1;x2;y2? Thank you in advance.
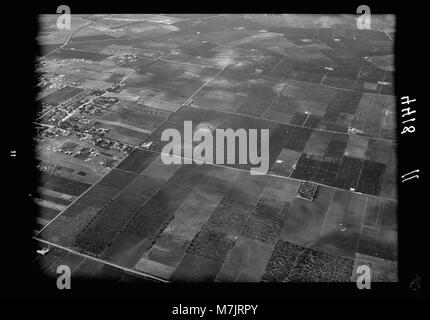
33;13;397;283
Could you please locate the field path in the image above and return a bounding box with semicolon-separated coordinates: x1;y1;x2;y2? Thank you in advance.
95;119;152;134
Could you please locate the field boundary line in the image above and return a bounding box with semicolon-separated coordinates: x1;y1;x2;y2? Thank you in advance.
189;104;396;143
138;147;398;202
319;189;337;238
352;65;364;91
34;238;169;283
269;54;287;73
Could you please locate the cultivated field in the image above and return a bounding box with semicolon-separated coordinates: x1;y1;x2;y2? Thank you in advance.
36;13;397;282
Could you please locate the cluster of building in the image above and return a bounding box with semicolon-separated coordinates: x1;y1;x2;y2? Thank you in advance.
36;69;137;172
39;108;69;125
106;82;126;93
62;90;92;109
37;111;132;162
80;96;119;115
108;53;138;66
94;137;132;154
37;73;66;90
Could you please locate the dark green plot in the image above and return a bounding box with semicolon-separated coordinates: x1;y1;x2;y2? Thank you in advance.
253;197;285;244
380;201;397;230
335;156;363;190
116;149;158;174
283;126;313;153
73;192;147;256
101;231;154;268
124;182;194;238
170;253;223;282
73;194;112;209
365;139;392;165
41;172;91;197
121;175;165;200
324;140;347;158
147;233;190;267
98;168;138;190
187;227;236;263
235;97;270;117
206;198;259;239
42;86;85;106
363;197;383;228
224;172;269;206
325;90;361;117
356;160;386;195
83;184;122;201
270;95;300;114
262;240;302;282
288;247;354;282
246;81;279;103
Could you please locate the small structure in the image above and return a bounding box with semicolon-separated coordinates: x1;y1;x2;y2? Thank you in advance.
141;141;153;149
36;247;50;255
348;126;364;135
296;181;319;201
